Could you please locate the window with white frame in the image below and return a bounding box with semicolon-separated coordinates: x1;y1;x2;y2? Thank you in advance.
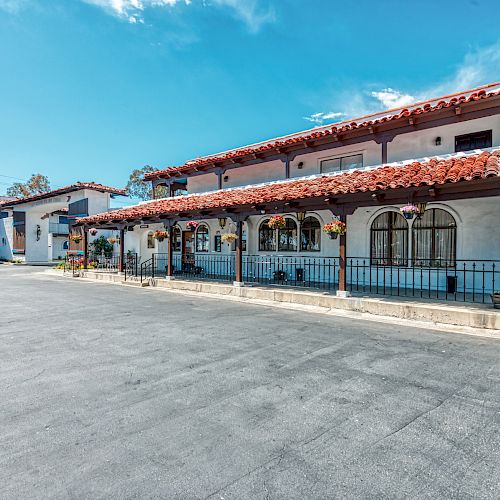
147;231;155;249
300;216;321;251
320;153;363;173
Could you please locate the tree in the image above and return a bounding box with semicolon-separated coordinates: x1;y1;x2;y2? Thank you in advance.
126;165;167;201
7;173;50;198
89;236;114;257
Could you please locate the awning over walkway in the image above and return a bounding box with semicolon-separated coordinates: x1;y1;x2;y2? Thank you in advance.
77;150;500;228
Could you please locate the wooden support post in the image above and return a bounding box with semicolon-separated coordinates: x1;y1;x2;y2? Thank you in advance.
284;155;290;179
381;141;388;164
119;228;125;273
164;221;175;278
235;219;243;285
338;214;348;296
83;227;88;269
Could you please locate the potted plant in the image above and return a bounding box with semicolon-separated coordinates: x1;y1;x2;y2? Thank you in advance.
323;220;347;240
400;204;419;220
153;229;168;242
186;221;199;230
221;233;238;243
89;228;98;236
492;291;500;309
268;215;286;229
70;234;82;244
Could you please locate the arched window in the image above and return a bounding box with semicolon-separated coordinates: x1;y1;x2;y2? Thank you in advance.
278;218;297;252
300;216;321;252
195;224;209;252
147;231;155;249
63;241;69;250
259;219;276;251
172;226;181;252
370;211;408;266
413;208;456;267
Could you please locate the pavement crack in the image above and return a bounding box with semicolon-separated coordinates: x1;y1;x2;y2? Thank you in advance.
371;392;457;447
6;369;46;390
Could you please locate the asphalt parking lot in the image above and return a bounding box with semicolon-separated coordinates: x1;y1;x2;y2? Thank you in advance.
1;265;500;499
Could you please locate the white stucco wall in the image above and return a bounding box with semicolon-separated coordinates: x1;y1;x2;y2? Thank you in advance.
183;115;500;195
0;215;14;261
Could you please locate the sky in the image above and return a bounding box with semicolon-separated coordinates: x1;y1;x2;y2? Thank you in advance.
1;0;499;205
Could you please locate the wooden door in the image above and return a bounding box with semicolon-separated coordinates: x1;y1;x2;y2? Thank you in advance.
182;230;195;269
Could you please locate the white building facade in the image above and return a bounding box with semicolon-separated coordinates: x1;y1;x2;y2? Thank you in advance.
78;83;500;304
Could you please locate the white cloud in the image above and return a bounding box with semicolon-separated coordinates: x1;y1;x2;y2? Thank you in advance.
82;0;189;24
370;88;416;109
81;0;273;30
305;40;500;125
0;0;30;12
209;0;275;33
303;111;346;126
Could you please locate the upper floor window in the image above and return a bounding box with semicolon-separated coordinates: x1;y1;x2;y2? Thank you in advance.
320;153;363;174
300;216;321;251
413;209;456;267
370;211;408;266
196;224;209;252
455;130;492;152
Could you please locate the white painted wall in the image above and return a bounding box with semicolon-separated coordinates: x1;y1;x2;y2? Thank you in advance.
0;215;14;261
183;116;500;195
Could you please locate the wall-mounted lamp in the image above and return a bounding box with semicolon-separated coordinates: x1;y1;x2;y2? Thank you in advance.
435;137;442;146
218;217;227;229
36;225;41;241
296;211;306;223
297;161;304;169
416;202;427;218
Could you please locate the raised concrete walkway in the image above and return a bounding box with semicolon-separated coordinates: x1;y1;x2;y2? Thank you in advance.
58;269;500;332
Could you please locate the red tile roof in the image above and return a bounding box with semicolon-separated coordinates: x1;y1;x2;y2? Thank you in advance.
146;82;500;180
79;150;500;224
1;182;126;208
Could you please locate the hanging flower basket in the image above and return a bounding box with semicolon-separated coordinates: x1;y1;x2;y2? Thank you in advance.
186;221;199;230
268;215;286;229
89;228;98;236
221;232;238;243
153;229;168;242
323;220;346;239
107;236;118;245
70;234;82;243
400;204;419;220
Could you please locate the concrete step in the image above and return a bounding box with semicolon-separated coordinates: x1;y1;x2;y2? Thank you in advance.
121;280;149;287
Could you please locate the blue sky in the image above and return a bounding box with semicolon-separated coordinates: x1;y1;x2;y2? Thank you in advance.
1;0;499;204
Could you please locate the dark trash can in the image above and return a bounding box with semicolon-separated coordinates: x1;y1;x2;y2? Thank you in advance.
446;275;457;294
295;268;304;282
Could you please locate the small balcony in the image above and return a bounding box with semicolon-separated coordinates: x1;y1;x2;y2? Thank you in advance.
49;222;69;235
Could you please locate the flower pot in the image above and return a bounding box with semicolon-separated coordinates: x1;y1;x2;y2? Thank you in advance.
403;212;415;220
492;293;500;309
329;232;338;240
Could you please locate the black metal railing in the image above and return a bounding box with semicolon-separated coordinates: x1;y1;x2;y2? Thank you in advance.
88;251;122;273
123;253;138;280
132;253;499;304
345;258;499;303
243;255;339;290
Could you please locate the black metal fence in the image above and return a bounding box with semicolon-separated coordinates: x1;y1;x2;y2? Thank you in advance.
127;252;500;305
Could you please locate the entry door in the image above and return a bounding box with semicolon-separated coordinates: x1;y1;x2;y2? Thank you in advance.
182;231;195;267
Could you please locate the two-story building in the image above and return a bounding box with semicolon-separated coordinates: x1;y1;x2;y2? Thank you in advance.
0;182;126;264
77;82;500;304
